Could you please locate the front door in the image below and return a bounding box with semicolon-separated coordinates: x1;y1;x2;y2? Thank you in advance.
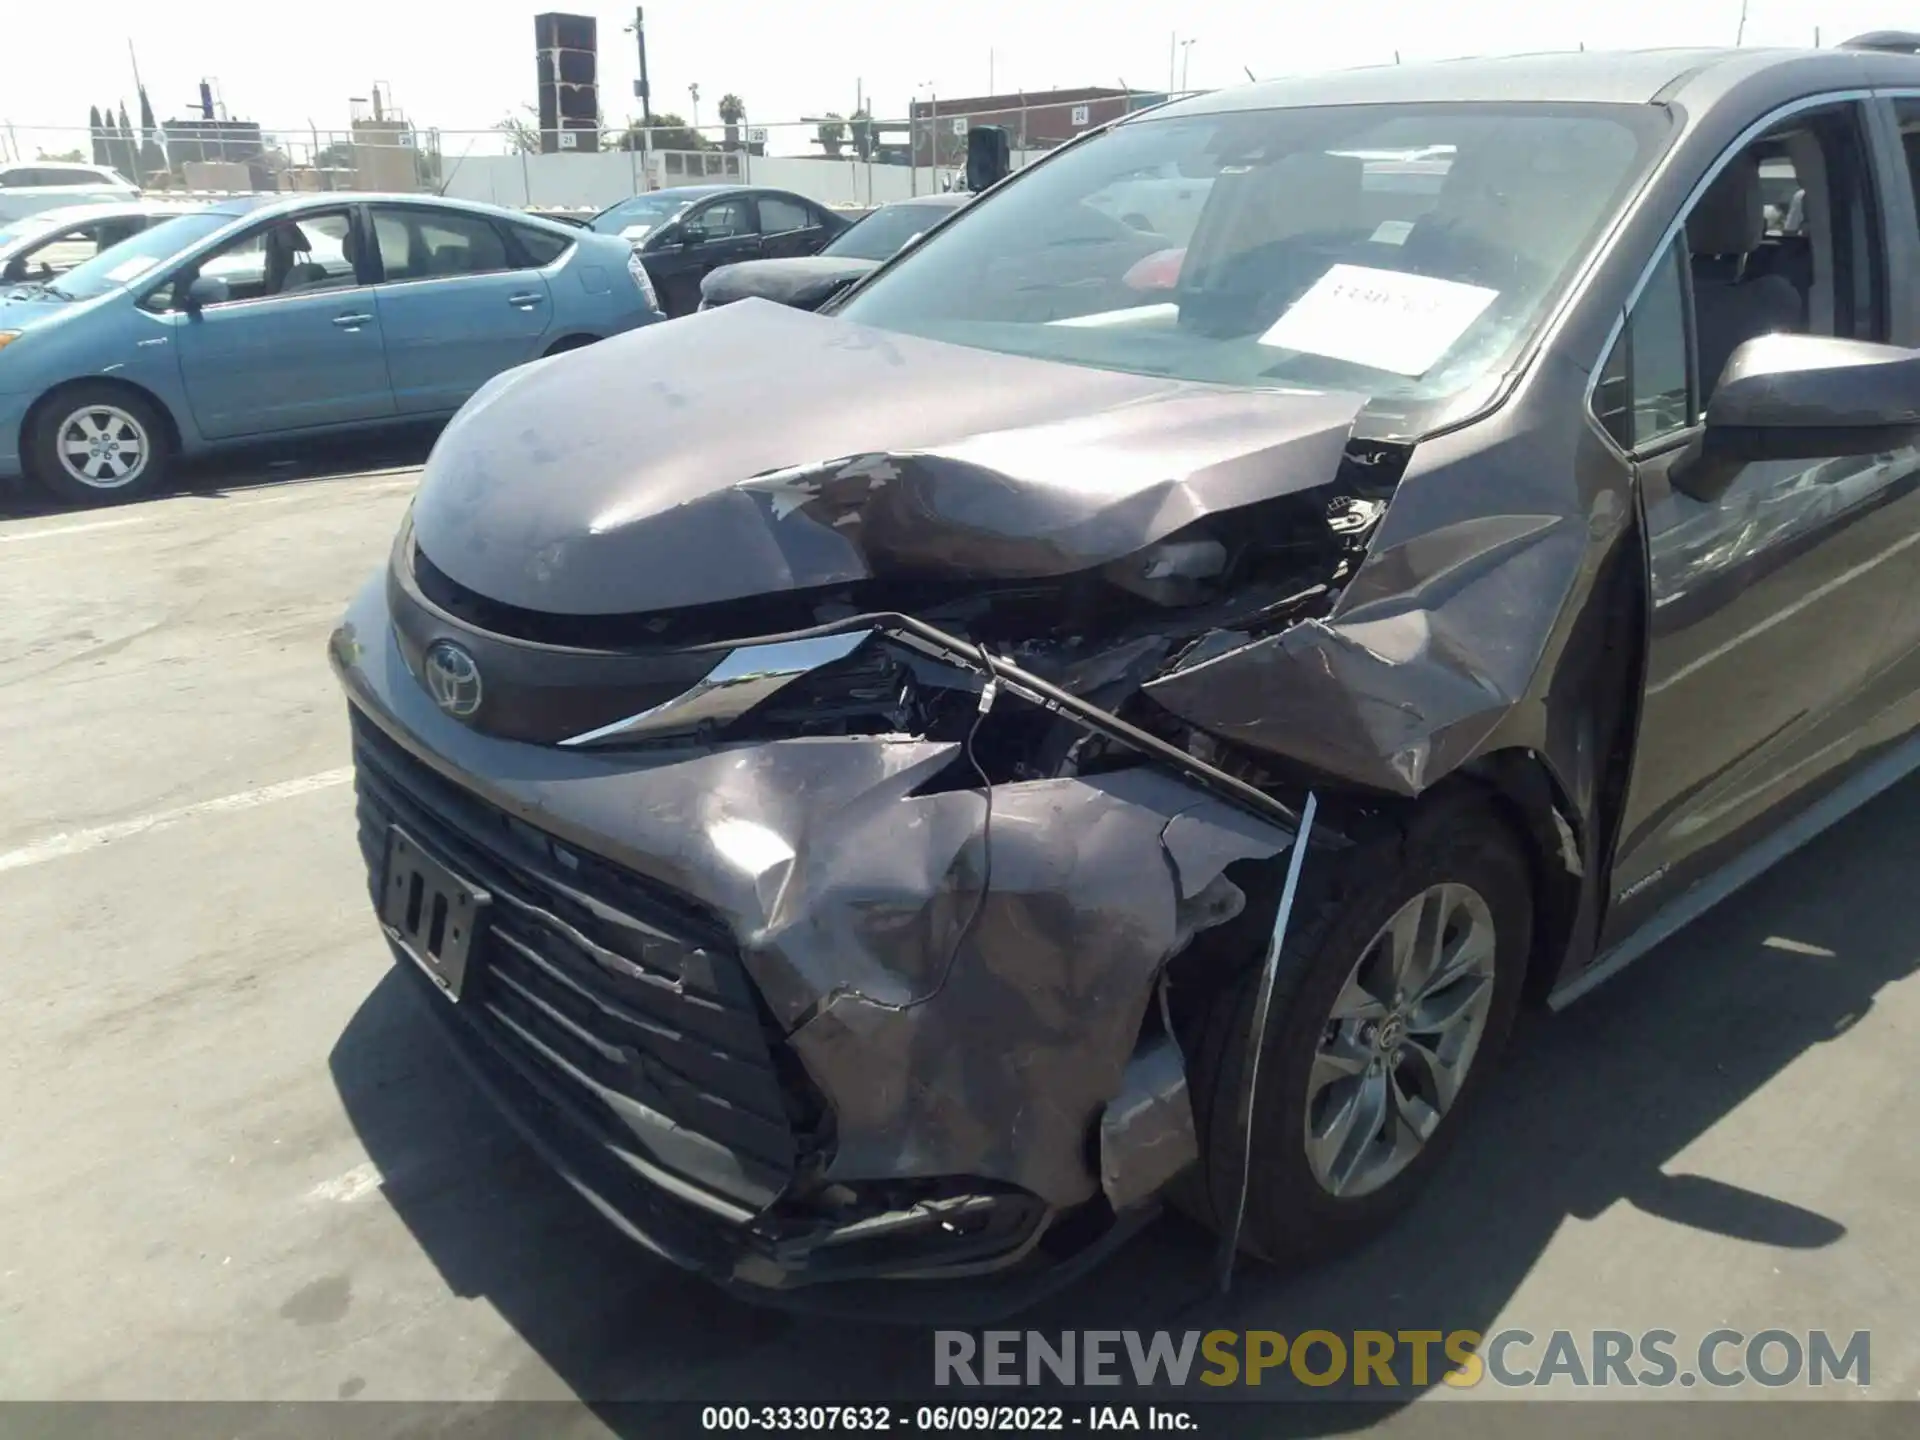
168;208;394;439
656;196;761;315
368;205;555;415
1601;102;1920;945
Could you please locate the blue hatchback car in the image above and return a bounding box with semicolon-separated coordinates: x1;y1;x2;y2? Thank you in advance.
0;193;665;505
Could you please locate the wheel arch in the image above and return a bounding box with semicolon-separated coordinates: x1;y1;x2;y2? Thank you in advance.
23;374;184;468
1449;753;1589;1008
541;332;601;357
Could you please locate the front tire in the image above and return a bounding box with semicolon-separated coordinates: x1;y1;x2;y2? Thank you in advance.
27;385;174;508
1184;794;1532;1269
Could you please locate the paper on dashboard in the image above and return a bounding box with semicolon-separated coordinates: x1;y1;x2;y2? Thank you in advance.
1259;264;1498;376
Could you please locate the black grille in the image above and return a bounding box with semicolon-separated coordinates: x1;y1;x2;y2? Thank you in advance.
350;711;800;1216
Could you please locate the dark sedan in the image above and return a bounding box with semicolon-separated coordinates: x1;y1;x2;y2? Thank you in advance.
699;193;970;312
589;185;852;317
333;35;1920;1313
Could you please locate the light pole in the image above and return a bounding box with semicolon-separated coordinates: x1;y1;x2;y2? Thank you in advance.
914;80;935;196
688;82;701;131
1179;38;1199;93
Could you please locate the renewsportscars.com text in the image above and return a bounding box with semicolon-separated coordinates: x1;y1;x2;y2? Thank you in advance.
933;1329;1871;1391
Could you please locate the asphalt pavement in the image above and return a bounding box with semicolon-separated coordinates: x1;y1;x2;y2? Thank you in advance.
0;456;1915;1434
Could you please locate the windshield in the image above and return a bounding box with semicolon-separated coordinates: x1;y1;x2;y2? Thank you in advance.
825;203;960;261
46;211;232;300
837;103;1667;406
590;194;696;238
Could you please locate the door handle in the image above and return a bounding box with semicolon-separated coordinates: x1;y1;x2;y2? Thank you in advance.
507;292;546;307
333;313;374;328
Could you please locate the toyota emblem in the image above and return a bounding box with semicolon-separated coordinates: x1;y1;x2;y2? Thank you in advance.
423;640;484;720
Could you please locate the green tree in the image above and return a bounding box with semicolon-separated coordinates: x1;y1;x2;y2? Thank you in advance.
494;105;540;156
812;112;846;158
315;141;356;169
37;148;86;163
610;111;707;152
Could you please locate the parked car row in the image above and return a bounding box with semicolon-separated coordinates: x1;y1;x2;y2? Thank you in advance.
699;192;971;312
0;192;662;505
0;161;140;223
588;185;853;316
0;175;986;509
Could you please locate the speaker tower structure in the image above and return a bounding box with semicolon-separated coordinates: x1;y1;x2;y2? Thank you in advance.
535;13;600;154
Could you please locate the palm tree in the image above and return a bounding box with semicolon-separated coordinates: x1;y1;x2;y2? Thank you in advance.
718;92;745;151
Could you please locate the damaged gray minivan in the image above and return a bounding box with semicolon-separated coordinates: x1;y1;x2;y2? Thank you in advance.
332;40;1920;1314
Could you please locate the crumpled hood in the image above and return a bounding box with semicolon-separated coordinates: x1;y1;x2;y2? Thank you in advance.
411;299;1367;616
700;255;881;310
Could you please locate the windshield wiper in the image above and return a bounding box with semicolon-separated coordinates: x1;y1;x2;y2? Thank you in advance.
42;283;76;301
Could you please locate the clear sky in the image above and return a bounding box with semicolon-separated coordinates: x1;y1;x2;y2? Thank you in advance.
8;0;1919;158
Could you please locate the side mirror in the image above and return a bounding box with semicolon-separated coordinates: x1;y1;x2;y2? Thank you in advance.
184;274;230;311
1;256;24;283
1670;333;1920;501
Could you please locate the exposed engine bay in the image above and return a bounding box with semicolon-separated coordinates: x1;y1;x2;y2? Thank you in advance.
407;437;1402;813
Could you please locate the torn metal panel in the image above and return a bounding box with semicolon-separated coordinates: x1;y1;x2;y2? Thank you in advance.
1146;404;1634;799
337;573;1296;1215
786;766;1290;1208
409;300;1367;617
1099;1033;1201;1213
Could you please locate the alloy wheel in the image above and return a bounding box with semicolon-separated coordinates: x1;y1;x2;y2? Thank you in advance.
55;404;151;490
1303;882;1499;1199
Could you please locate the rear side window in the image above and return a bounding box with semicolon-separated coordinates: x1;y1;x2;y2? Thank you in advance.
373;209;513;281
759;195;812;234
511;223;572;266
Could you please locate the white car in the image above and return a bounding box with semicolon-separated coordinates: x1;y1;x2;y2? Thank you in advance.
0;200;204;288
0;162;140;224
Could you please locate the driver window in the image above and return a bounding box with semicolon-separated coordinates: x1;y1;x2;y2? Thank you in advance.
1596;103;1885;451
1595;237;1691;452
181;211;359;306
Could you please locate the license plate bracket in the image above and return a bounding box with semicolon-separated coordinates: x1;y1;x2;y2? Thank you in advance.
381;826;490;1002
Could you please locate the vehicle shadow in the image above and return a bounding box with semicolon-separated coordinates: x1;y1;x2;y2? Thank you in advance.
328;772;1920;1429
0;422;441;519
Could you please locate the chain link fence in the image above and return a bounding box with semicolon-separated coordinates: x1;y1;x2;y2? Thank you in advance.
2;94;1203;214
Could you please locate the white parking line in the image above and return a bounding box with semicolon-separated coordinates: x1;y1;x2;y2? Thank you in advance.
0;516;150;544
0;768;352;875
0;471;418;545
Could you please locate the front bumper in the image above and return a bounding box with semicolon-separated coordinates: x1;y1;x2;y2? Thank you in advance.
331;572;1296;1306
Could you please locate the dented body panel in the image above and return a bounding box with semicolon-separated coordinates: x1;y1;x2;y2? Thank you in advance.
332;45;1920;1305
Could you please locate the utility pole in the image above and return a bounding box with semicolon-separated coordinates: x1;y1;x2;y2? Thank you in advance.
626;7;652;130
1736;0;1749;46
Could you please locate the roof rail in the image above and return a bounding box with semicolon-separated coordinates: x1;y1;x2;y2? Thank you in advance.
1839;30;1920;54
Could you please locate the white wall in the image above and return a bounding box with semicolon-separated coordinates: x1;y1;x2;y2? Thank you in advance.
437;148;1046;214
